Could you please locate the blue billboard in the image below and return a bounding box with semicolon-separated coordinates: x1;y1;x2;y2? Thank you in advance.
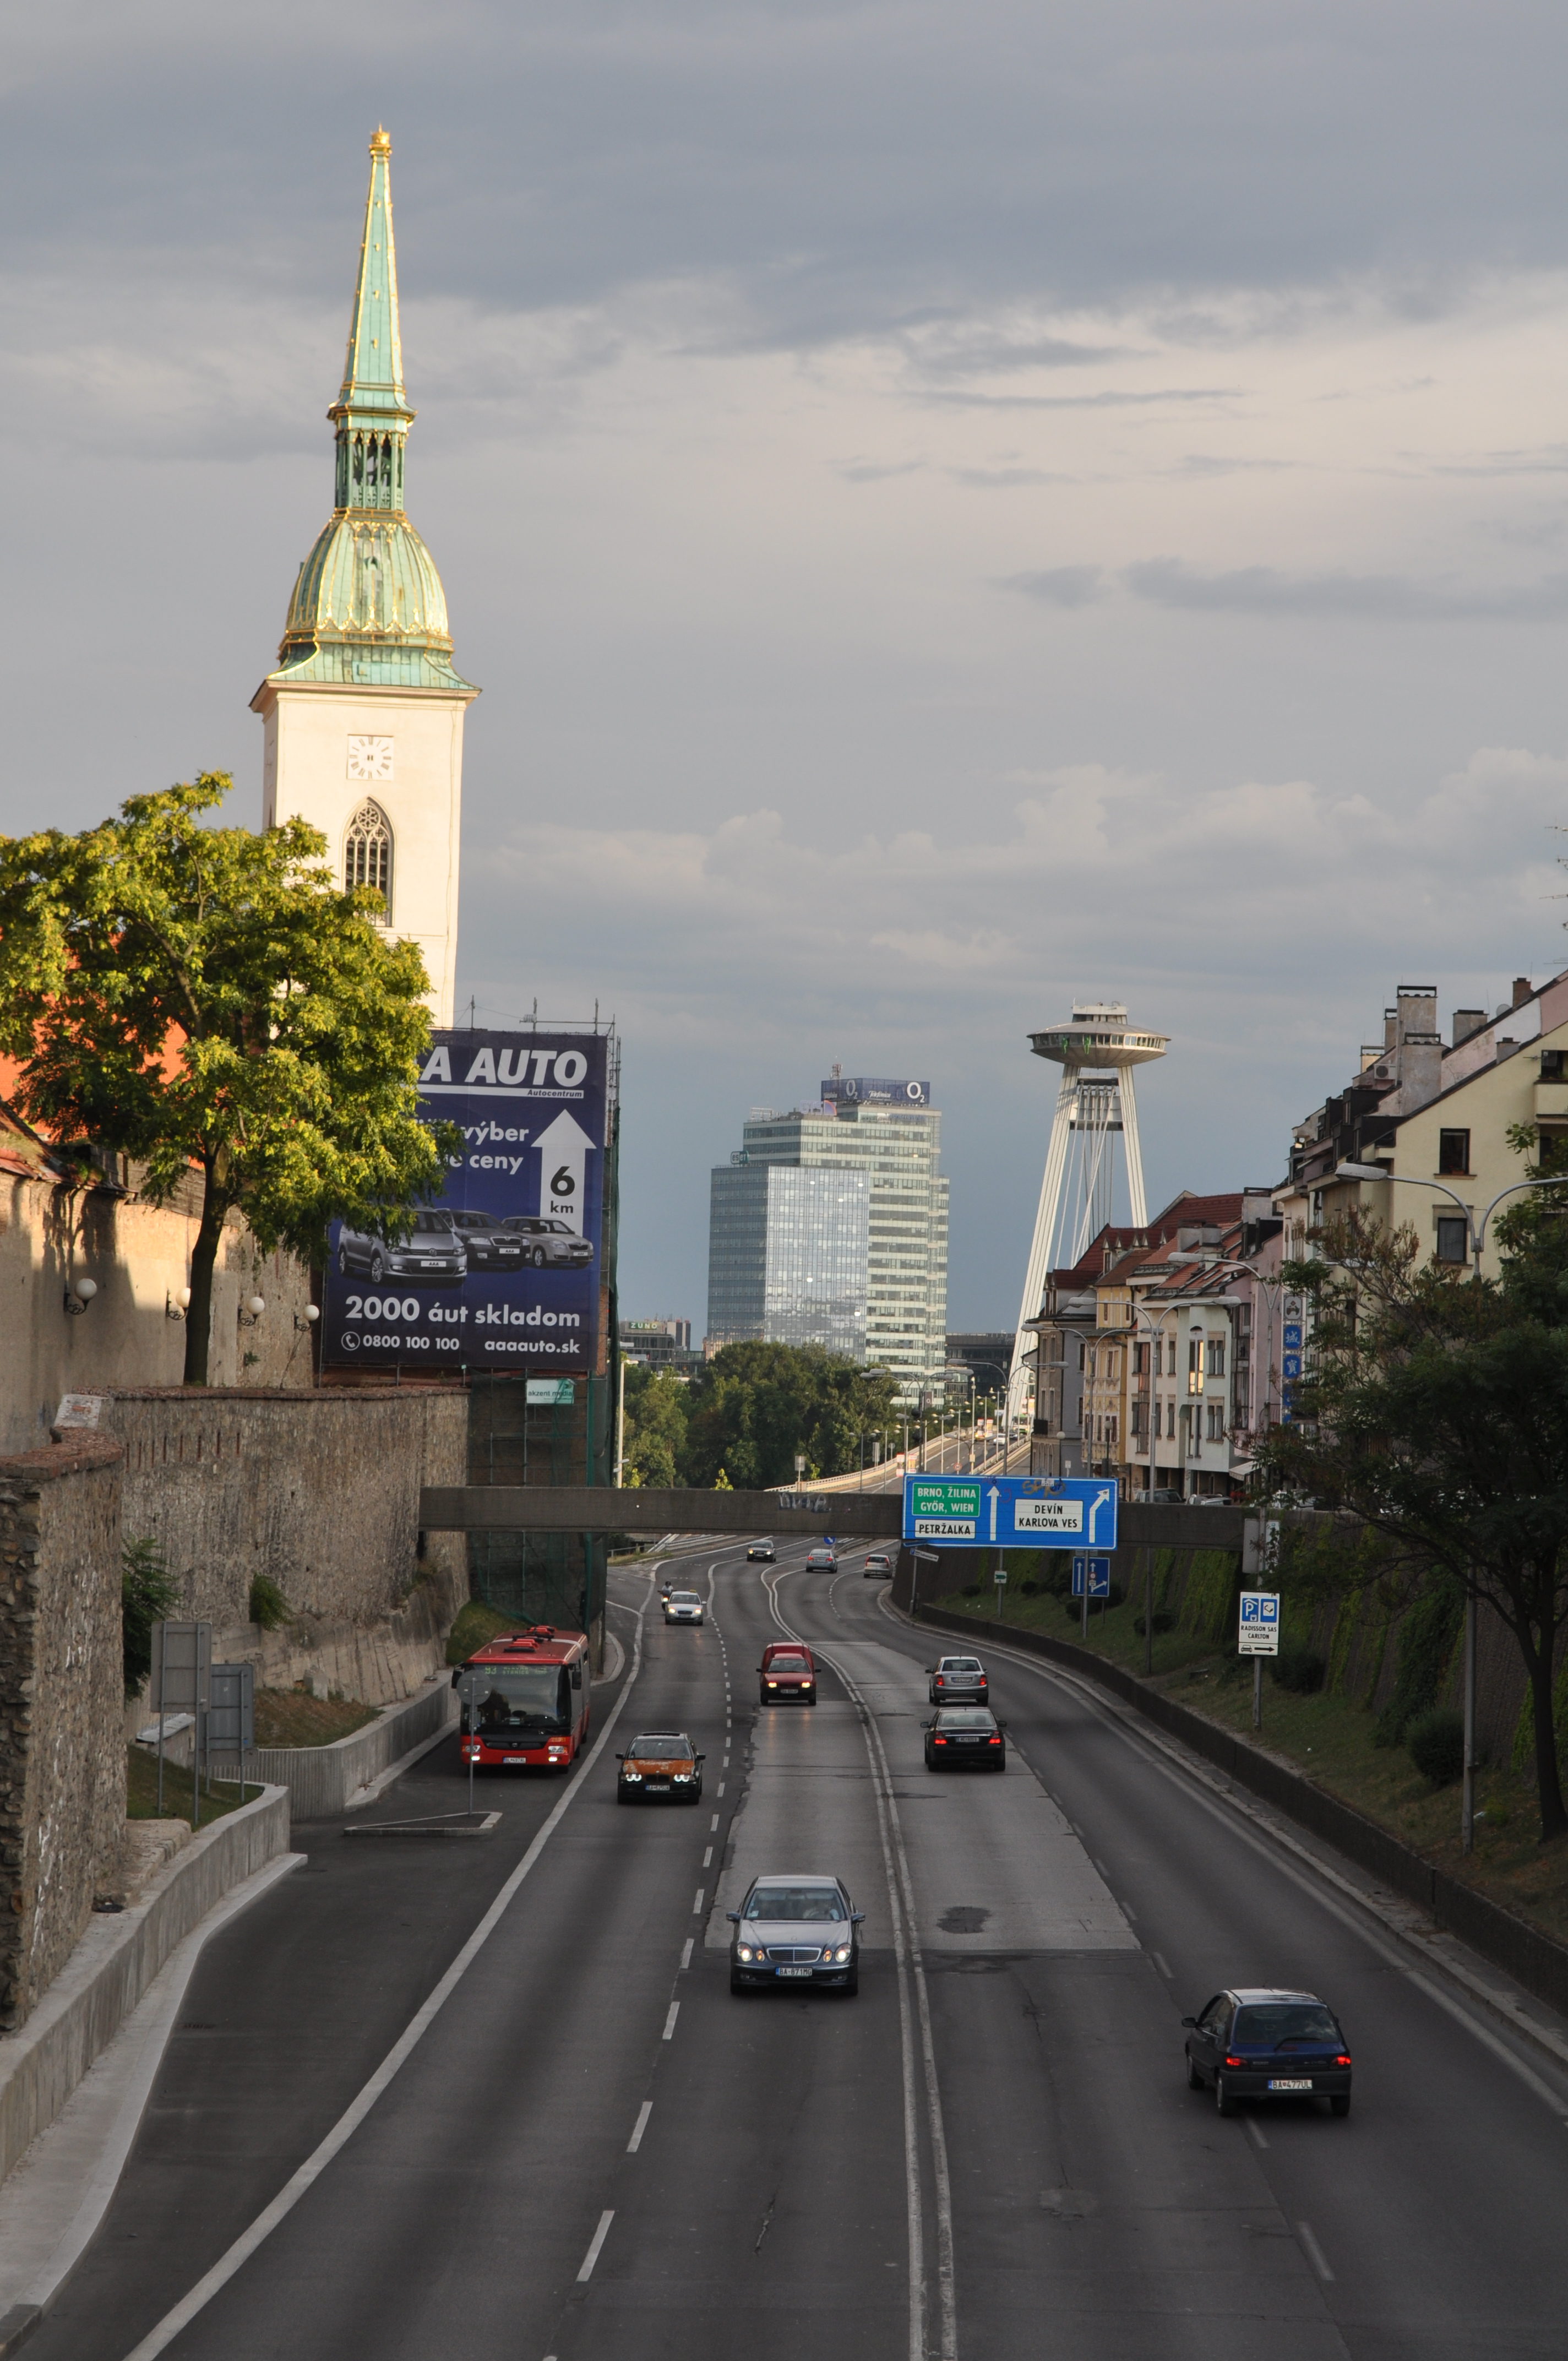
321;1028;607;1376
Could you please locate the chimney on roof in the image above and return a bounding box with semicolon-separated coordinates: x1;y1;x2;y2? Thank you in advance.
1512;976;1533;1010
1451;1009;1485;1047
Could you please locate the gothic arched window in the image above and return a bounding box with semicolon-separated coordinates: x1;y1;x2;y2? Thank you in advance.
345;799;393;917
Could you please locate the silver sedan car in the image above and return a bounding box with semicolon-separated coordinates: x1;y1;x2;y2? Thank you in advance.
727;1874;863;1995
928;1653;989;1705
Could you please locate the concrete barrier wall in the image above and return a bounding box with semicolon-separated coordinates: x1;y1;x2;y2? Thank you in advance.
912;1602;1568;2021
210;1676;456;1820
0;1785;288;2189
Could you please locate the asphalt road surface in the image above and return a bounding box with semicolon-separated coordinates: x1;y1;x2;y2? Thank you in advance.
29;1543;1568;2360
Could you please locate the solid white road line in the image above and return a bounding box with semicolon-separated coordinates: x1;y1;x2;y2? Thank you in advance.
119;1575;657;2361
576;2211;614;2282
662;2003;679;2041
1296;2221;1335;2281
627;2103;652;2154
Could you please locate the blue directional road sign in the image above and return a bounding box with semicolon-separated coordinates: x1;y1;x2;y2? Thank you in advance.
1071;1555;1112;1598
903;1475;1118;1551
1238;1591;1281;1656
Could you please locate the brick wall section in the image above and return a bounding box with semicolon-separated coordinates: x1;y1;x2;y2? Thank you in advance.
104;1387;467;1631
0;1437;126;2031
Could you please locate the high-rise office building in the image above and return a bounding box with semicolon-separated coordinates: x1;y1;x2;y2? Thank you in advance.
705;1076;949;1402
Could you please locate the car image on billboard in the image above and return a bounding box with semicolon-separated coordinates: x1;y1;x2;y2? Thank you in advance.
320;1028;608;1376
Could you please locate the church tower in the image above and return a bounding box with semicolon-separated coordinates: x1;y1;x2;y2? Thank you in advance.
253;129;476;1026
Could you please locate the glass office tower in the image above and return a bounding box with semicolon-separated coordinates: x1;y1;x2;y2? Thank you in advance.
706;1079;949;1403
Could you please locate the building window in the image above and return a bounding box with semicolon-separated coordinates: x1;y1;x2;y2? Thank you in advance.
1107;1415;1118;1448
1438;1129;1470;1177
1133;1342;1148;1376
345;799;393;916
1205;1337;1226;1378
1166;1400;1175;1439
1206;1402;1224;1442
1188;1340;1203;1395
1434;1216;1468;1265
1131;1399;1147;1438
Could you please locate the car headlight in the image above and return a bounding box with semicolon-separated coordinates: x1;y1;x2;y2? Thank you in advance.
738;1944;755;1961
832;1944;851;1962
622;1770;643;1782
673;1772;694;1782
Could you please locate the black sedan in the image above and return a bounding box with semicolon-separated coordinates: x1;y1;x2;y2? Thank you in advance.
727;1874;863;1995
1183;1987;1353;2117
923;1705;1006;1771
445;1208;530;1269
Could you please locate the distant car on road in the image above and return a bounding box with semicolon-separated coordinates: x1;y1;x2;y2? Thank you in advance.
727;1873;863;1994
336;1209;467;1283
616;1732;705;1803
928;1653;988;1705
804;1546;837;1571
759;1642;816;1705
663;1589;705;1625
1183;1988;1353;2117
923;1705;1006;1771
444;1207;529;1269
747;1541;776;1563
1133;1488;1183;1504
500;1215;594;1269
863;1551;893;1579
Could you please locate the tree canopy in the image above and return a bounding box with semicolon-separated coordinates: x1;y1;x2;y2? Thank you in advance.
0;775;449;1383
620;1342;901;1491
1256;1189;1568;1842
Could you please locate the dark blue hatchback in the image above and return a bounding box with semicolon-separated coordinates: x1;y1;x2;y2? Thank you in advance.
1183;1986;1353;2117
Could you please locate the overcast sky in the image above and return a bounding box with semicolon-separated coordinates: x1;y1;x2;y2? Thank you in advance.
6;2;1568;1331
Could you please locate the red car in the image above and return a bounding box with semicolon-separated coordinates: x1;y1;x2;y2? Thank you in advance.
759;1641;817;1705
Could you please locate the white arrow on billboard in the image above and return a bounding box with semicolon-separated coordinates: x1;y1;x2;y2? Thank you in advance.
1089;1487;1112;1542
987;1486;1000;1541
532;1110;597;1236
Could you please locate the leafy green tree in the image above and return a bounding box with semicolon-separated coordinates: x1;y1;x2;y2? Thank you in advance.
1256;1195;1568;1842
0;775;450;1384
122;1538;179;1699
620;1361;690;1489
678;1342;900;1490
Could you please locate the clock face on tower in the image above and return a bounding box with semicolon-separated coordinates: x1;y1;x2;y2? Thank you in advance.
347;735;394;780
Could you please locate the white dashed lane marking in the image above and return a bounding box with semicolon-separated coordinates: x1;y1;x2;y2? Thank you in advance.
576;2211;614;2282
627;2102;651;2153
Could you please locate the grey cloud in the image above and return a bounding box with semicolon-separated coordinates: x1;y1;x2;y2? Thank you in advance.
1123;558;1568;621
999;567;1106;607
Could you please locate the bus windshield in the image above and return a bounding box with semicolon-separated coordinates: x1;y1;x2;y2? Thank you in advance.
472;1666;564;1731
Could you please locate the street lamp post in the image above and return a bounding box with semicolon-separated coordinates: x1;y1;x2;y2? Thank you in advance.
1336;1163;1568;1853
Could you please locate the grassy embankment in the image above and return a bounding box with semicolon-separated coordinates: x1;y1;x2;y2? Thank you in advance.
127;1685;380;1824
924;1559;1568;1949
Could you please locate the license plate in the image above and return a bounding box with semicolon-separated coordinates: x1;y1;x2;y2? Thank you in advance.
646;1780;669;1791
1268;2077;1313;2091
776;1966;812;1978
504;1755;526;1763
957;1736;981;1745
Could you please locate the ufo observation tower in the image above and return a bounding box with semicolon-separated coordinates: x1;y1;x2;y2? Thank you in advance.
1010;1003;1171;1384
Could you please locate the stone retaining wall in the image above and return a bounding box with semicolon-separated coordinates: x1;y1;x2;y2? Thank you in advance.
209;1675;456;1820
0;1439;126;2032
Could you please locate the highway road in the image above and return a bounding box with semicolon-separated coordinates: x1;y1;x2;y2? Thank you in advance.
28;1541;1568;2360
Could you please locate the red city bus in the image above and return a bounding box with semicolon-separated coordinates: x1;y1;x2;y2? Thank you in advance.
455;1625;592;1772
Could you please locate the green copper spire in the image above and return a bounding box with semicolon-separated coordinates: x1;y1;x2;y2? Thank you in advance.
264;130;475;694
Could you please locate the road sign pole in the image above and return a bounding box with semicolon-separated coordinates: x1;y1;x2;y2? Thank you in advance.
1253;1653;1262;1731
1081;1571;1088;1641
1462;1594;1477;1856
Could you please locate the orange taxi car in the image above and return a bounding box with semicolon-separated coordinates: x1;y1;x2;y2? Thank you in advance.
615;1729;706;1803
